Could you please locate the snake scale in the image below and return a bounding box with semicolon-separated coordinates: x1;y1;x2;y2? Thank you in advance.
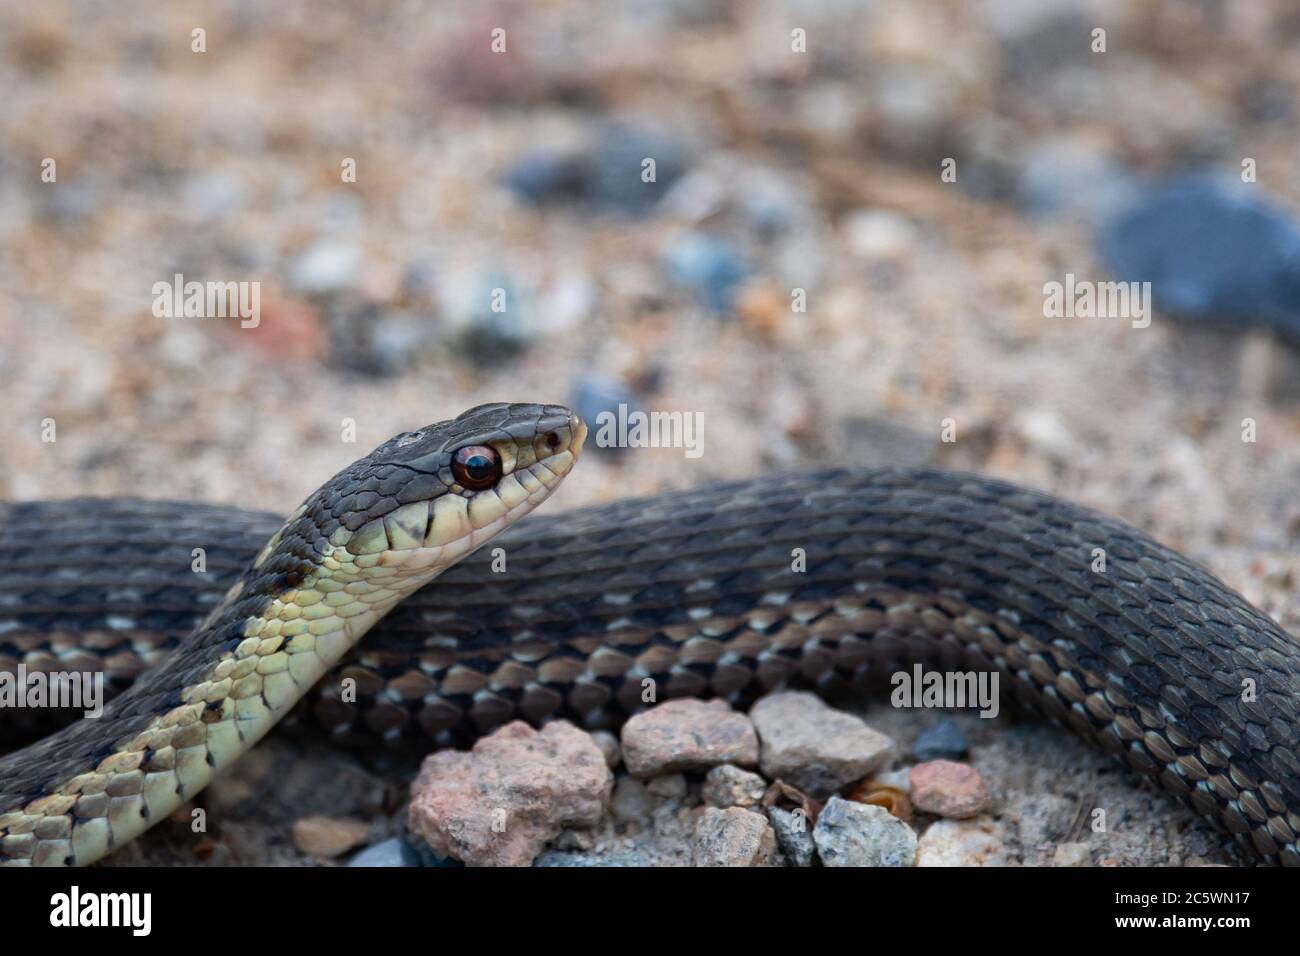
2;405;1299;866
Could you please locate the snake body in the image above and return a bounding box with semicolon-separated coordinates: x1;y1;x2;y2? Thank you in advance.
1;449;1298;865
0;402;585;865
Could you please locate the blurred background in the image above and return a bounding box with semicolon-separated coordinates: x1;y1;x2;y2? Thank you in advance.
0;0;1297;633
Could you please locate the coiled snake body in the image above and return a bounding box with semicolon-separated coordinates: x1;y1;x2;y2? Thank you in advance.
2;412;1298;865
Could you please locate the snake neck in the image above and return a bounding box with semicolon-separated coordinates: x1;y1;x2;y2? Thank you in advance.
0;514;465;866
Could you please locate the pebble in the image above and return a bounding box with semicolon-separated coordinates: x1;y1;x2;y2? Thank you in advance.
693;807;777;867
873;768;912;793
291;815;372;858
610;777;654;822
439;272;537;366
915;819;1008;866
37;178;101;223
534;850;656;868
813;797;918;867
842;209;919;261
750;691;895;796
663;233;750;313
182;171;244;221
873;64;959;155
912;718;970;762
732;168;811;239
1016;137;1136;225
504;124;687;215
1053;842;1092;867
702;765;768;809
290;240;361;295
590;730;622;769
646;773;688;800
768;807;817;867
570;374;639;454
327;305;429;377
987;0;1095;82
347;837;424;868
1097;176;1300;344
620;698;759;777
503;152;588;206
909;760;993;819
407;720;612;867
1014;408;1075;460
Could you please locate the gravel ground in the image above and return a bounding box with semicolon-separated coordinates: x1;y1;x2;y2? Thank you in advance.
2;1;1299;865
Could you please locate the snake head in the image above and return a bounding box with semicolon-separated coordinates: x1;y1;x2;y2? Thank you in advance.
254;403;585;586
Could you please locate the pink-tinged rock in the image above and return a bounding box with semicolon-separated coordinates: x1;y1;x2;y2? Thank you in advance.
620;699;759;777
909;760;992;819
407;720;612;866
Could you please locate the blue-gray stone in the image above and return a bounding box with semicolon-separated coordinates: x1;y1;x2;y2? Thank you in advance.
346;837;424;868
503;125;687;215
663;234;749;313
912;718;969;762
570;375;639;455
1097;176;1300;345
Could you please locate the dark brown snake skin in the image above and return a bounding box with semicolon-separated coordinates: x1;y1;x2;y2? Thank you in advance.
2;469;1298;864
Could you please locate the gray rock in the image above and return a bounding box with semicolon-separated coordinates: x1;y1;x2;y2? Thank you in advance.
37;178;101;223
182;172;244;221
663;233;749;313
441;272;537;366
1098;175;1300;345
750;691;895;796
912;718;969;762
702;765;768;809
693;807;777;866
590;730;622;769
813;797;917;867
504;124;688;215
571;375;639;455
1016;137;1136;225
769;807;817;866
646;773;688;800
983;0;1097;82
534;849;657;867
327;304;429;377
347;837;424;868
610;777;654;822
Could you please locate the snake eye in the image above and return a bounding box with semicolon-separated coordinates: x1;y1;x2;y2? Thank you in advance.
451;445;501;491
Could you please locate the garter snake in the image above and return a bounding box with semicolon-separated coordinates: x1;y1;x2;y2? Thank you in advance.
1;431;1298;865
0;402;586;866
